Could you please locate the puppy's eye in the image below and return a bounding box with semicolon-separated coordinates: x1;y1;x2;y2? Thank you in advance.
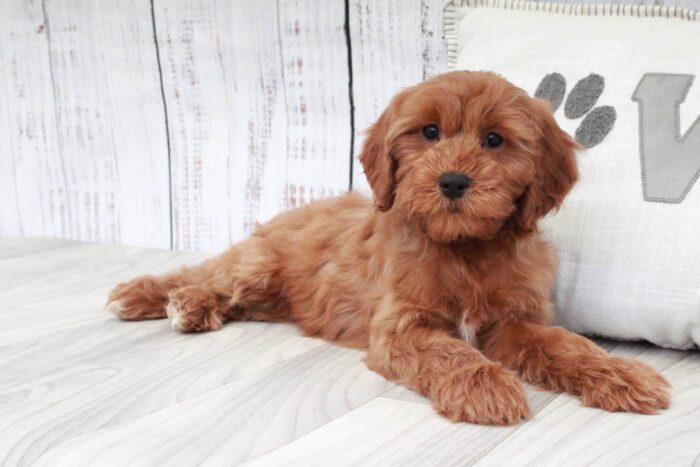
484;132;504;148
422;124;440;141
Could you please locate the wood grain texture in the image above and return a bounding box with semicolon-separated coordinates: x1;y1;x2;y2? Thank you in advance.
476;344;700;466
41;0;170;247
29;345;391;467
0;1;66;240
155;0;351;253
0;243;203;345
0;237;75;260
244;397;524;466
0;240;698;466
349;0;425;194
0;322;328;466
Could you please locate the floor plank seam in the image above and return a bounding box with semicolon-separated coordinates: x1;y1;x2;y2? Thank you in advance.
240;394;387;464
0;245;75;263
465;391;567;466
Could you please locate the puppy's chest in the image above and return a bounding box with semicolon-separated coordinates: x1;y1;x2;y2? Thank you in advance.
447;266;527;346
400;255;539;345
457;317;479;346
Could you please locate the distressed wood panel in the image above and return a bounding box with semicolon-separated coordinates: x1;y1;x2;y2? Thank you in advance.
349;0;447;194
0;1;66;239
155;0;351;253
539;0;700;7
33;0;170;247
276;1;353;210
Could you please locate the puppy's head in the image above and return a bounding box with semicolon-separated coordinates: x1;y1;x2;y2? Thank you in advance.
360;71;579;243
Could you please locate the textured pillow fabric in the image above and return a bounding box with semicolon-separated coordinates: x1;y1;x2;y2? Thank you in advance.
446;0;700;349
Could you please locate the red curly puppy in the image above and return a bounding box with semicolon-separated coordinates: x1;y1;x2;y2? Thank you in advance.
106;71;670;425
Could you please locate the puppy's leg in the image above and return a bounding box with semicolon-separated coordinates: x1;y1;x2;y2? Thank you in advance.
166;236;287;332
366;306;530;425
480;321;671;414
107;235;286;332
165;285;231;332
106;272;188;320
107;270;230;326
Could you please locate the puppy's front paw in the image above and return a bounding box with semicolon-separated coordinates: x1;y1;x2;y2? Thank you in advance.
579;356;671;414
433;364;531;425
167;286;224;333
106;276;169;320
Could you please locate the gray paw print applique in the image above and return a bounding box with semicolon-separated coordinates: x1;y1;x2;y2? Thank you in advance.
535;73;616;148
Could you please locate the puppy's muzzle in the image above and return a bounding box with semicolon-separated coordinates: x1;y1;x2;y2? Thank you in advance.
438;172;471;200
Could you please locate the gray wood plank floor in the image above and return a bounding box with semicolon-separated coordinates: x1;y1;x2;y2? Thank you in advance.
0;239;698;466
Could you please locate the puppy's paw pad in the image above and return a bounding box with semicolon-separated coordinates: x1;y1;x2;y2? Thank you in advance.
434;364;531;425
166;287;223;333
580;357;671;414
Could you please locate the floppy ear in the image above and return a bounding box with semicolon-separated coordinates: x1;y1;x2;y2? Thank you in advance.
359;109;396;211
515;98;580;233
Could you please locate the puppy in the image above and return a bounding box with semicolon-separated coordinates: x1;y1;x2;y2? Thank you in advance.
106;71;670;425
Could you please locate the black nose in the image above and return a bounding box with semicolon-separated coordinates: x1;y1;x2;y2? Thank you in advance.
438;172;471;199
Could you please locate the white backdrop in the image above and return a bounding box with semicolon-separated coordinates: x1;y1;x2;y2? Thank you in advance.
1;0;698;253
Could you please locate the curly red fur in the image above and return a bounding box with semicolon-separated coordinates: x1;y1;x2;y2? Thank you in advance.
106;71;670;425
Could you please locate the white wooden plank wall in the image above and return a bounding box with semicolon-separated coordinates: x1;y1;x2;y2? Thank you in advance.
0;1;66;241
0;0;171;248
48;0;171;248
349;0;447;195
155;0;351;252
1;0;698;252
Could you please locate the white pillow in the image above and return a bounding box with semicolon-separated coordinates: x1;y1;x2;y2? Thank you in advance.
446;0;700;349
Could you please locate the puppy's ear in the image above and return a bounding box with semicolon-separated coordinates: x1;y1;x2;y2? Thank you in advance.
515;98;579;232
360;109;396;211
